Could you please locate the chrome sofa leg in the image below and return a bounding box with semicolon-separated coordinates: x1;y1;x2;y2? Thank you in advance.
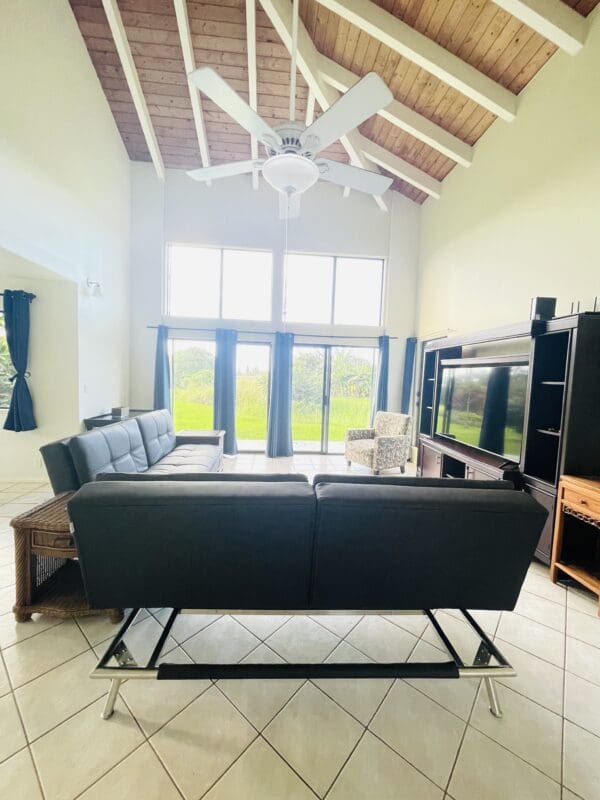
484;677;502;718
101;678;123;720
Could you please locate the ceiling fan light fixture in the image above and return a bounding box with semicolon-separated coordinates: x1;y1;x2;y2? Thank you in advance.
261;153;319;196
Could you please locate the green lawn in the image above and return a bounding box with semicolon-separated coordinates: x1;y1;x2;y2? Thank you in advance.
174;393;371;442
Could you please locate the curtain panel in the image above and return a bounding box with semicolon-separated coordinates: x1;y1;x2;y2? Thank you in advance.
401;336;417;414
267;332;294;457
3;290;37;432
153;325;172;412
371;334;390;424
214;328;237;455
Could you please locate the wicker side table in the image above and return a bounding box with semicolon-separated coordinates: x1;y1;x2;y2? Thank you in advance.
11;492;122;624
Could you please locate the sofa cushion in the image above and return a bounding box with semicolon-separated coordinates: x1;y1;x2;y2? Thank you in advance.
312;474;514;490
136;410;176;465
69;480;317;610
97;472;308;482
310;482;547;611
146;444;221;474
68;419;148;484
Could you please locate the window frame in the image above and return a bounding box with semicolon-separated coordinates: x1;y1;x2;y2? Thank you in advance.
283;253;385;327
165;243;274;323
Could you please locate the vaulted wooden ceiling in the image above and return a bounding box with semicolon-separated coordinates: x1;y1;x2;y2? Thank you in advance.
69;0;599;204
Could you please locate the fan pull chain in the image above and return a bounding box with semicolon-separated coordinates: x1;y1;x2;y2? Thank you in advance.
289;0;299;122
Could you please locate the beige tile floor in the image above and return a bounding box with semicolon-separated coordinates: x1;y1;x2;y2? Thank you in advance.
0;458;599;799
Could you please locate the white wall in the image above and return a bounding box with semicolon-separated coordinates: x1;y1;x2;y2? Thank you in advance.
416;9;600;339
129;164;420;414
0;0;131;423
0;257;79;481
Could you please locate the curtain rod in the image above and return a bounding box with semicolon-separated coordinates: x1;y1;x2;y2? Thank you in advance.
147;324;397;340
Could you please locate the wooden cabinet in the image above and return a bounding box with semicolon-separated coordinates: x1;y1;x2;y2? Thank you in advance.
419;442;441;478
551;476;600;614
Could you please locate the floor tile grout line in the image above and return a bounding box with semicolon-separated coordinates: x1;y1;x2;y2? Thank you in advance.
260;736;322;798
561;592;568;793
493;632;565;671
0;646;47;799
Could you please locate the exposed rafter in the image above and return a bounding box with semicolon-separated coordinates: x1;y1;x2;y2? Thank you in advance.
245;0;260;189
173;0;210;176
312;0;518;122
101;0;164;179
318;55;473;168
358;135;442;199
492;0;588;56
259;0;388;210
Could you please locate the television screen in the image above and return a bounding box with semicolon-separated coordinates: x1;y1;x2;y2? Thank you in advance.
435;363;529;461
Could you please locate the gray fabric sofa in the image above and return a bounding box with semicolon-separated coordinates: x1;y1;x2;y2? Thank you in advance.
41;410;223;494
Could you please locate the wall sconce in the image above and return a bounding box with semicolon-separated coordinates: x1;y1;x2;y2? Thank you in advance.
84;279;102;298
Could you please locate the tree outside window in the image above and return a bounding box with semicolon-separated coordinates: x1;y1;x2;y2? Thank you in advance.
0;314;11;408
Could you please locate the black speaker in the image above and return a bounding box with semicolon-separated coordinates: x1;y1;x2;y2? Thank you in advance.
530;297;556;321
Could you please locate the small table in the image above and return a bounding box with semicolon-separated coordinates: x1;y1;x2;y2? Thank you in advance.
178;429;225;446
551;475;600;615
11;493;122;624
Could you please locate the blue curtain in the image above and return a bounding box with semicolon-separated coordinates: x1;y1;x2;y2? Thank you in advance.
153;325;171;412
267;333;294;457
3;290;37;432
371;335;390;424
214;328;237;455
401;337;417;414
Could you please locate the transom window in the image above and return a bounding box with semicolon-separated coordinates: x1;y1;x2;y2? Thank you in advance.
0;312;11;409
284;254;384;326
166;245;273;321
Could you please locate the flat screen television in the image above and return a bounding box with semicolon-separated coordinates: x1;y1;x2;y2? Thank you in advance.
435;362;529;462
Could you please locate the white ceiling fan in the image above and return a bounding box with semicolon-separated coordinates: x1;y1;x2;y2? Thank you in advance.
185;1;393;218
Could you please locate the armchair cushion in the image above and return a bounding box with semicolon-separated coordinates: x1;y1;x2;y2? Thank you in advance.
345;428;375;441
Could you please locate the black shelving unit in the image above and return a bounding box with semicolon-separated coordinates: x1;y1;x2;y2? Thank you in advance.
417;313;600;563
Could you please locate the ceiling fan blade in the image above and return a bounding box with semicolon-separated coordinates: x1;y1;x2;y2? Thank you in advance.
187;160;263;183
317;159;393;195
278;192;301;220
188;67;282;149
300;73;392;155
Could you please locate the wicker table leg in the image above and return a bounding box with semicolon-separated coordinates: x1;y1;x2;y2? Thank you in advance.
13;531;32;622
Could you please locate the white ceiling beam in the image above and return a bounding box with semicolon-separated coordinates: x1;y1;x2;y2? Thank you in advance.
358;134;442;199
492;0;587;55
318;55;473;168
305;89;316;126
101;0;164;179
245;0;260;189
313;0;517;121
259;0;388;211
174;0;211;181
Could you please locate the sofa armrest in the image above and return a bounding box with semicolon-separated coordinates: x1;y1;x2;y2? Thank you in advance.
175;431;225;447
346;428;375;442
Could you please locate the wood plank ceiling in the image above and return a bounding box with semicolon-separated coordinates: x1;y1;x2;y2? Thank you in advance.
69;0;599;204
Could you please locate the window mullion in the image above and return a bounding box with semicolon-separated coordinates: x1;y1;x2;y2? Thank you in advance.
331;257;337;325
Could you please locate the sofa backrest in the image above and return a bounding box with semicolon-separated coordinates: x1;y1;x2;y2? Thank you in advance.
311;482;547;612
97;472;308;483
312;474;514;490
136;409;176;465
69;480;316;610
69;479;546;613
374;411;411;436
68;419;148;484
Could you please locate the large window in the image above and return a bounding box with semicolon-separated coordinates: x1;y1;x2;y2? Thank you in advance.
167;245;272;321
284;254;384;326
0;313;11;409
236;344;270;448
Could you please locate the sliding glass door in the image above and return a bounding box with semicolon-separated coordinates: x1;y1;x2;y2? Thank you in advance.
236;343;271;451
171;339;216;431
292;344;377;453
328;347;377;453
292;346;326;452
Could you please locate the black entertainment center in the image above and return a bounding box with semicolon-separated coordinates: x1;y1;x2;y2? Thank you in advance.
417;310;600;563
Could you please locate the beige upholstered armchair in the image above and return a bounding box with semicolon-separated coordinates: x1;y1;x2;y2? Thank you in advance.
345;411;412;475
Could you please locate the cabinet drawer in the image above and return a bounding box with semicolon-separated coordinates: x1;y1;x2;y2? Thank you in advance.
562;489;600;519
31;529;76;552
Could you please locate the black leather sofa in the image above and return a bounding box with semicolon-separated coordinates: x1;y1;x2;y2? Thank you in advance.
40;410;223;494
68;473;547;720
